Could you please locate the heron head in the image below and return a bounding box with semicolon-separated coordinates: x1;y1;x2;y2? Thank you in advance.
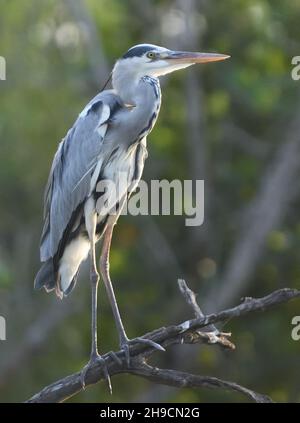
114;44;230;79
112;44;229;103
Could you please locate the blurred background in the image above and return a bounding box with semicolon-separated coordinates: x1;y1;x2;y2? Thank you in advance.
1;0;300;403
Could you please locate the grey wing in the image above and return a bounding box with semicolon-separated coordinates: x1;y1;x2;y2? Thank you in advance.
40;91;121;262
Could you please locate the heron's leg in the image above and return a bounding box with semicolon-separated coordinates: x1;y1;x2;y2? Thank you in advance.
100;223;165;366
100;224;127;344
80;198;112;392
88;213;100;358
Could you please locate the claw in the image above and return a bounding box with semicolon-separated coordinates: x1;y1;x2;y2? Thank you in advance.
80;353;112;394
120;337;165;367
134;337;166;352
80;363;89;389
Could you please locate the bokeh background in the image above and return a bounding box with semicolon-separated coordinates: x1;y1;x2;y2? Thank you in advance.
1;0;300;403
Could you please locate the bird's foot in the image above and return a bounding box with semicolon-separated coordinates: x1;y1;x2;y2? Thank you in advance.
120;336;165;367
80;352;112;394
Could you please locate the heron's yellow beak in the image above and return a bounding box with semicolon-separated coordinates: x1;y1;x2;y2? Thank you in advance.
163;51;230;64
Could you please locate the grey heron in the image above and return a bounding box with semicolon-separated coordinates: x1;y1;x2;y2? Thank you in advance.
34;43;229;389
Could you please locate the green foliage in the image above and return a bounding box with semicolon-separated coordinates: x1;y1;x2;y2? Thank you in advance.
0;0;300;403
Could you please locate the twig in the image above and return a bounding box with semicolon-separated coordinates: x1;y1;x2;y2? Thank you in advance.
178;279;235;349
178;279;207;319
26;287;300;403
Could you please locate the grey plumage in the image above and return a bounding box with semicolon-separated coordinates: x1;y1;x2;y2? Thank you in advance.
40;91;121;262
34;259;54;292
34;43;229;385
35;77;161;297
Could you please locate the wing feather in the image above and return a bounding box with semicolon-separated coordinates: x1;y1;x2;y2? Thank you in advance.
40;91;122;261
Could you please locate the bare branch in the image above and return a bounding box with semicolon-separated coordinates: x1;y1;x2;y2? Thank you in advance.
26;287;300;403
130;364;273;403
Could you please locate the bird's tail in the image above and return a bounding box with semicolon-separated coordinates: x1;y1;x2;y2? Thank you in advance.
34;259;56;293
34;259;79;298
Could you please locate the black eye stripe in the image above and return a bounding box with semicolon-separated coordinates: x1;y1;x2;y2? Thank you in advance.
123;45;157;59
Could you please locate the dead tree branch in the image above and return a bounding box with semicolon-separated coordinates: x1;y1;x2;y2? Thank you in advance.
130;365;272;403
26;285;300;403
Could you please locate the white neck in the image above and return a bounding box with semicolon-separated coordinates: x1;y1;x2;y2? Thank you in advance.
112;56;193;104
112;59;144;104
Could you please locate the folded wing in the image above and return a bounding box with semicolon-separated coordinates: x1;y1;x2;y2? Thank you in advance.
40;91;122;262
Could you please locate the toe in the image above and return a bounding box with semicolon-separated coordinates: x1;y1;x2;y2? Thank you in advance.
121;343;130;367
80;354;112;393
119;337;165;369
133;337;166;352
80;364;90;389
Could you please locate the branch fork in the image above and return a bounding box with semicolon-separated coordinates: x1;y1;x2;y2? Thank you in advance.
26;283;300;403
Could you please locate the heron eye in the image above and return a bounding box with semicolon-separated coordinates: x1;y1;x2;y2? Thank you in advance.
147;52;156;59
